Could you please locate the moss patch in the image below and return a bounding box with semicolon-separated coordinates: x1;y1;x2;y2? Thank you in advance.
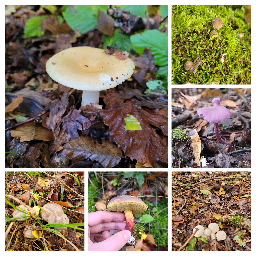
172;5;251;84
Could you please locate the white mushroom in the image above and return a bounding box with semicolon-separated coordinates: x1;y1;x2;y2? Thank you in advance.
41;202;64;221
48;212;69;231
193;225;204;237
24;225;36;238
216;231;226;241
203;228;211;237
208;223;219;234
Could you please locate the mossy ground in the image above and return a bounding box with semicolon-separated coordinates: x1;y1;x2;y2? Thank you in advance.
172;5;251;84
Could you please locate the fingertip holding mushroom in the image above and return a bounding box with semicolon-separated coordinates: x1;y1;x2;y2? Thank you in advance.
197;98;232;145
46;47;135;106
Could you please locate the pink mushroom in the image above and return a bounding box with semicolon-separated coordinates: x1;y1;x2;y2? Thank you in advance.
197;98;232;145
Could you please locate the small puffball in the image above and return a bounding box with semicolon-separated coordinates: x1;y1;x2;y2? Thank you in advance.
184;61;194;71
193;225;204;237
48;212;69;231
12;205;30;221
211;232;216;240
208;223;219;233
203;228;211;237
210;30;218;37
216;231;226;241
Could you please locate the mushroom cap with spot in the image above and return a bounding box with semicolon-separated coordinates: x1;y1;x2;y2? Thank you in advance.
193;225;204;237
212;18;223;29
216;230;226;241
197;98;231;123
46;46;135;91
107;195;148;214
208;223;219;233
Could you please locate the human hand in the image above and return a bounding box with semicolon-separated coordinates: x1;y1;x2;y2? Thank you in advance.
88;211;131;251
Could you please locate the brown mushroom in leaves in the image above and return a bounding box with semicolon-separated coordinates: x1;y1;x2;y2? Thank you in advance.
197;98;232;145
46;47;135;106
107;195;148;233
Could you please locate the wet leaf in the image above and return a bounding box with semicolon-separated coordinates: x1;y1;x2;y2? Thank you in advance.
62;136;123;168
102;91;167;167
124;114;142;130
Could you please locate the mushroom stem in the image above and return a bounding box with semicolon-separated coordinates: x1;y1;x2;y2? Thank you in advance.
124;209;134;233
81;90;100;106
214;123;232;145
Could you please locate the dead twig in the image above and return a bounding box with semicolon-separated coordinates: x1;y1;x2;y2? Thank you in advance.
178;228;198;251
5;221;14;242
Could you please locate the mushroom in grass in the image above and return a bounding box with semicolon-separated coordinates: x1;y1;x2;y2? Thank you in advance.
41;202;69;230
212;18;223;29
107;195;148;233
46;47;135;106
12;205;30;221
197;98;232;145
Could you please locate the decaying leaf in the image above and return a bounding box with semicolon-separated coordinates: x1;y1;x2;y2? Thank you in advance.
62;136;123;168
5;94;24;113
188;129;201;165
10;122;53;142
102;91;168;167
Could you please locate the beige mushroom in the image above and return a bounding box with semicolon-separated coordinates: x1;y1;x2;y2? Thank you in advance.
12;205;30;221
46;47;135;106
107;195;148;233
48;212;69;231
24;225;36;239
41;202;64;221
208;223;219;234
212;18;223;29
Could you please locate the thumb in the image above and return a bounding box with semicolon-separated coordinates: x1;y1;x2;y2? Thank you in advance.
89;230;131;251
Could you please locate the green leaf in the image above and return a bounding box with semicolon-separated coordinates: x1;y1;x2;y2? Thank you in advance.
135;173;144;187
145;80;167;94
40;5;57;14
121;5;148;17
123;172;134;178
156;65;168;79
160;5;168;18
124;114;142;130
198;236;208;243
62;5;108;34
130;30;168;66
102;29;133;53
185;237;197;251
140;214;154;223
24;15;48;38
234;234;246;247
200;189;212;195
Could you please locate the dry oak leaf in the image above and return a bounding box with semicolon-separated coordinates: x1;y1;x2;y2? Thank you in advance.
102;91;168;167
5;94;24;113
62;136;123;168
10;122;53;142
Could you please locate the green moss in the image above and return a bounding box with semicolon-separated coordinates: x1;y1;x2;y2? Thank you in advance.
172;5;251;84
88;175;100;213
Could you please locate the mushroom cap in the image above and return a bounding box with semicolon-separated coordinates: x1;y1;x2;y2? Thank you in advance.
48;212;69;230
216;230;226;241
208;223;219;233
24;225;36;239
193;225;204;237
203;228;211;237
46;47;135;91
107;195;148;214
12;205;30;221
41;202;64;221
210;30;218;37
212;18;223;29
197;98;231;123
184;61;194;71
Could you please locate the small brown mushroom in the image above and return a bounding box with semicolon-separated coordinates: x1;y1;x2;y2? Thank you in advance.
184;61;194;71
210;30;218;37
107;195;148;233
212;18;223;29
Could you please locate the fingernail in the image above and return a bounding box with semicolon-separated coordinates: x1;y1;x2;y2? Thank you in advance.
123;230;131;242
